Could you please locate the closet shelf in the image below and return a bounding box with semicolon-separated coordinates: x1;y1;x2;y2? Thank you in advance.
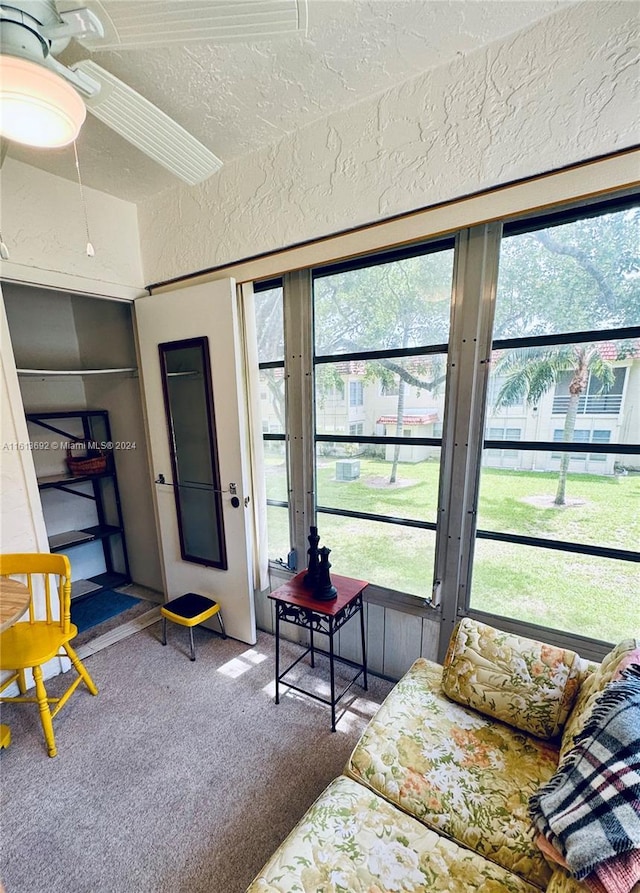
37;471;114;488
48;524;123;553
38;471;114;490
18;367;137;376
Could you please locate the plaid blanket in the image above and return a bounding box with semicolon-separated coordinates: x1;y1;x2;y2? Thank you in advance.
529;664;640;880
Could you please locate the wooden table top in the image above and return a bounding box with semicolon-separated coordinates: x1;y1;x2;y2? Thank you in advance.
0;578;30;632
268;571;368;617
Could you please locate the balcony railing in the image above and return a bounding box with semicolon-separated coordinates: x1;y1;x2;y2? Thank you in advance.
552;394;623;414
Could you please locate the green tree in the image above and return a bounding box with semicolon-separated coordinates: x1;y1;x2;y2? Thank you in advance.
492;206;638;504
493;208;639;339
254;286;286;430
493;345;616;505
315;250;453;483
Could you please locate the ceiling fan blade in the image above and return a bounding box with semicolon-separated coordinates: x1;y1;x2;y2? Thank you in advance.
72;0;308;50
73;60;222;185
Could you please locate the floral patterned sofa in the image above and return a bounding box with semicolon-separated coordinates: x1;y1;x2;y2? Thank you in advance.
247;619;639;893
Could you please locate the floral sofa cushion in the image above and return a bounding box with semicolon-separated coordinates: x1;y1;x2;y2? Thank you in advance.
246;774;540;893
441;619;587;741
559;638;639;760
346;658;560;890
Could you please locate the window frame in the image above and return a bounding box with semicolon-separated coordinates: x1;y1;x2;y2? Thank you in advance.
252;189;639;661
254;278;291;565
468;197;640;646
311;235;456;602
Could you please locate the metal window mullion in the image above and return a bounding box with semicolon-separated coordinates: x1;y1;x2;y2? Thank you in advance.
435;224;502;662
283;269;315;566
476;528;638;563
317;505;438;530
312;235;456;279
314;342;449;364
259;359;285;371
316;434;442;447
492;324;640;352
483;439;637;454
254;277;284;293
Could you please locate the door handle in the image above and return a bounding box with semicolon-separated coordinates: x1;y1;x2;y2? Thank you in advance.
155;475;238;496
212;483;237;495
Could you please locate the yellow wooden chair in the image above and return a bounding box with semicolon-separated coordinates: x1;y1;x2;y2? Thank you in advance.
0;553;98;757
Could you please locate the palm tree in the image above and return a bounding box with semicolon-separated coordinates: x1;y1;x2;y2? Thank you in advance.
493;344;615;505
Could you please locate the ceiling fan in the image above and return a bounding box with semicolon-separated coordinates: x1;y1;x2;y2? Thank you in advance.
0;0;308;184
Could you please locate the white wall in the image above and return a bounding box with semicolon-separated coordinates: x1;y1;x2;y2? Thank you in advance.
139;1;638;284
3;285;87;412
0;293;49;554
0;158;145;300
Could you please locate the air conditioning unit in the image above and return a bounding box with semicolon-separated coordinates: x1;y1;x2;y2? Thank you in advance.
336;459;360;481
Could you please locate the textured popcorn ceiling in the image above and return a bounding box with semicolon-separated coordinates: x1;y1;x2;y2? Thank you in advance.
4;0;571;202
137;0;638;283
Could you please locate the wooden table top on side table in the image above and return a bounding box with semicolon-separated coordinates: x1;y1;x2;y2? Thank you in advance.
0;577;30;748
268;571;368;617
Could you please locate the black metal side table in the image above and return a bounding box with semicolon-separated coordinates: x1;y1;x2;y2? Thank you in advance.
269;571;368;731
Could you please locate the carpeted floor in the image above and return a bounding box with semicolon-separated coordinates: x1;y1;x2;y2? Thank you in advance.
0;624;393;893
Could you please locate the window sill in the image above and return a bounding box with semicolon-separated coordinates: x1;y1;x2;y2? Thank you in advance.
267;561;440;619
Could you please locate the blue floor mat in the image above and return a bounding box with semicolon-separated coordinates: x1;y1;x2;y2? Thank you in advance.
71;590;142;634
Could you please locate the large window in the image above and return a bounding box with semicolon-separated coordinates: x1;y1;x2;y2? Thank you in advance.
312;241;454;598
254;279;290;565
473;203;640;642
253;192;639;654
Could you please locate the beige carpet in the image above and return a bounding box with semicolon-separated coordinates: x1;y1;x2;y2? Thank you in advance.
0;622;393;893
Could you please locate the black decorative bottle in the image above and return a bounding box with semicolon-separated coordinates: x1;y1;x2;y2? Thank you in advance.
313;546;337;601
303;526;321;589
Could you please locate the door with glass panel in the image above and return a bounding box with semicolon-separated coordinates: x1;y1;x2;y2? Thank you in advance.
135;280;256;645
471;201;640;643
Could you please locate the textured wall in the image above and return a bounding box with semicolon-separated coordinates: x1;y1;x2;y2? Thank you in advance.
139;1;639;285
0;159;144;298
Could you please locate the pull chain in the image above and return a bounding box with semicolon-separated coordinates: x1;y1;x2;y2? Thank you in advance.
73;141;95;257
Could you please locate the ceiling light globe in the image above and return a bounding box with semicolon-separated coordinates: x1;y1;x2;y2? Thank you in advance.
0;55;86;148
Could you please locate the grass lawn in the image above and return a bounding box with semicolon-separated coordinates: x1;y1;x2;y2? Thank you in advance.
265;455;639;642
472;541;637;643
477;467;638;552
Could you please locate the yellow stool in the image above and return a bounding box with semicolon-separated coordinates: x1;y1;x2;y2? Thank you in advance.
160;593;226;661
